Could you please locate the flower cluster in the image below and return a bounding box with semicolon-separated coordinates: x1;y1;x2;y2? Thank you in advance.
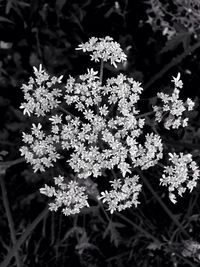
61;72;163;180
98;175;142;213
64;68;102;110
160;153;200;203
133;133;163;170
20;123;60;172
40;175;89;216
76;36;127;67
153;73;195;129
20;64;63;117
20;37;198;215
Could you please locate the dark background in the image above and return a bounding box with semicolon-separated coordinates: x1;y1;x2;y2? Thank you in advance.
1;0;200;266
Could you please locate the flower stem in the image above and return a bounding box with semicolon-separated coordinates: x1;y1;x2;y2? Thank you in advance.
138;169;190;238
116;212;161;243
100;59;104;85
1;206;49;267
136;111;155;118
58;106;75;118
0;174;22;267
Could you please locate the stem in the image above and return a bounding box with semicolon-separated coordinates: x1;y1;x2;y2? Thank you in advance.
58;106;86;125
35;28;42;59
95;59;104;115
144;37;200;91
0;174;22;267
115;212;161;243
138;170;190;238
58;106;76;118
163;138;200;151
136;111;155;118
0;206;49;267
175;250;197;267
100;59;104;85
99;168;160;243
111;169;118;179
0;158;25;175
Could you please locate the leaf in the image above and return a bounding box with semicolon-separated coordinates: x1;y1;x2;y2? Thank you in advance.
160;32;191;54
5;0;13;14
29;52;40;67
147;241;162;250
103;221;125;247
6;122;26;131
0;151;8;157
0;41;12;49
104;6;115;18
0;162;12;175
61;226;84;242
0;16;14;24
56;0;66;11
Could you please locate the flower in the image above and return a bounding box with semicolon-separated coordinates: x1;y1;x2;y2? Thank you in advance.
64;68;102;110
49;114;62;124
20;37;200;216
40;176;89;216
20;123;60;172
153;74;195;129
60;71;151;181
133;133;163;170
171;73;183;89
160;153;200;203
76;36;127;68
98;175;142;213
20;65;63;117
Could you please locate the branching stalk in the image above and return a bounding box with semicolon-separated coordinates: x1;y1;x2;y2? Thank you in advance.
0;207;49;267
100;59;104;85
138;169;190;238
0;174;22;267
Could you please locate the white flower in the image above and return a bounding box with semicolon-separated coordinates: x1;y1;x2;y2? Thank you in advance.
20;123;60;172
133;133;163;170
40;177;89;216
160;153;200;203
186;98;195;111
171;73;183;89
153;74;195;129
49;114;62;124
20;38;199;217
20;65;63;117
98;175;142;213
99;104;109;117
76;36;127;68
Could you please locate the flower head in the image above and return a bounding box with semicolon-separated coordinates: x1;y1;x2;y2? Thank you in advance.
76;36;127;67
20;65;63;117
20;123;60;172
160;153;200;203
98;175;142;213
171;73;183;89
153;74;195;129
20;38;200;217
40;176;89;216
